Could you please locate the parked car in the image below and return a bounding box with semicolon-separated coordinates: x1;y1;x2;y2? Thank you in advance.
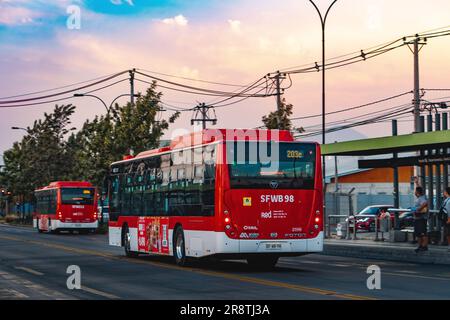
347;205;395;232
398;210;415;229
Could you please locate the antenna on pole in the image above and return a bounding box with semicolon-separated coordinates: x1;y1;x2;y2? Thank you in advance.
190;103;217;130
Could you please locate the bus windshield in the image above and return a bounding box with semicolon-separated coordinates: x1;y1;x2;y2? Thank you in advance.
61;188;95;205
226;142;316;189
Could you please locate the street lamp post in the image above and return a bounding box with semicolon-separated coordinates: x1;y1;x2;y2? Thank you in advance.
309;0;338;231
309;0;338;173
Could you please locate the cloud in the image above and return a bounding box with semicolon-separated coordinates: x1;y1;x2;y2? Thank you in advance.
0;6;37;26
228;19;241;34
161;14;188;27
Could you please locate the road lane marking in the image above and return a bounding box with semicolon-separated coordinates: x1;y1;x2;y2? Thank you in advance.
14;266;44;276
295;260;320;264
396;270;418;274
0;234;375;300
0;269;71;299
81;286;120;300
384;272;450;281
0;288;29;299
328;264;351;267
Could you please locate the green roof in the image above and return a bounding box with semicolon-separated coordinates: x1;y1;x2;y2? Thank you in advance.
321;130;450;156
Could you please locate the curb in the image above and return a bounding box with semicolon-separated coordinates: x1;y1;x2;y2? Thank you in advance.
322;242;450;265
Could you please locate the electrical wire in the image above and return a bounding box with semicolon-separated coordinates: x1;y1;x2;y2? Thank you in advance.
0;70;130;105
0;71;129;100
291;91;413;121
297;107;413;138
135;71;271;98
277;30;449;77
136;68;266;89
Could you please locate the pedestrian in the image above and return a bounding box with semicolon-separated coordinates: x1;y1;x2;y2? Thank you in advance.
439;187;450;246
413;177;429;253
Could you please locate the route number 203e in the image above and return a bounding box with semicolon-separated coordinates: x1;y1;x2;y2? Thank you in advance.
287;150;303;158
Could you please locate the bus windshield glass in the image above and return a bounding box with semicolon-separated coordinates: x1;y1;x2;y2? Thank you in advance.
61;188;95;205
226;142;316;189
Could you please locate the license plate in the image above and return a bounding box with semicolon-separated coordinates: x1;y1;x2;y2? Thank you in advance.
265;243;282;250
74;224;82;227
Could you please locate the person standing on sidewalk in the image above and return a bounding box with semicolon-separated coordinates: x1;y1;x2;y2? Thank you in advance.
413;177;429;253
440;187;450;246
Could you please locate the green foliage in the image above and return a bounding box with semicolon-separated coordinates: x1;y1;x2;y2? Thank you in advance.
1;104;77;198
74;81;179;187
0;82;179;198
261;98;304;133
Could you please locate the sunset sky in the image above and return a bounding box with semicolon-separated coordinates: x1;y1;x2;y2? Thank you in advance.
0;0;449;163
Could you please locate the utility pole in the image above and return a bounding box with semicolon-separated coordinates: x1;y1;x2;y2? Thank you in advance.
269;72;286;129
332;141;339;238
405;35;427;181
191;103;217;130
275;72;283;129
129;68;136;106
392;120;400;210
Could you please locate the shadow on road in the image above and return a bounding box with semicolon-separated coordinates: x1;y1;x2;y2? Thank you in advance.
127;254;313;274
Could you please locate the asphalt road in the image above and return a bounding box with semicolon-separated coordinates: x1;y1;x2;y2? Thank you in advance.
0;224;449;300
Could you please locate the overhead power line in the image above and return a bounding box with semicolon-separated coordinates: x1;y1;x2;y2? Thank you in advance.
0;71;129;105
0;71;130;100
297;106;413;138
136;68;266;89
275;28;450;76
291;91;413;121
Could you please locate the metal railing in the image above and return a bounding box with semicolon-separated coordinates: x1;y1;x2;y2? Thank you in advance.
326;208;446;244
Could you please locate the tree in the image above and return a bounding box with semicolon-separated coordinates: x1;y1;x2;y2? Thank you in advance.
261;98;304;133
0;82;180;200
73;81;180;188
1;104;77;198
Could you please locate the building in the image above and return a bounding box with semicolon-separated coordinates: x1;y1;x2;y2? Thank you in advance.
326;166;414;195
325;167;415;213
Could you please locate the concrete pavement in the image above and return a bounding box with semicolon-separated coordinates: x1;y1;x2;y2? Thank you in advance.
0;224;449;300
324;238;450;265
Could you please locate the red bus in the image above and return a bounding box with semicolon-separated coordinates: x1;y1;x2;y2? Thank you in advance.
107;129;323;268
33;181;99;233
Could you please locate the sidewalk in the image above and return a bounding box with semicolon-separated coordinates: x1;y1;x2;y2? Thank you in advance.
323;238;450;265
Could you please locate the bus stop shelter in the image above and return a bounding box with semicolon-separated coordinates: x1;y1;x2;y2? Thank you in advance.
321;129;450;211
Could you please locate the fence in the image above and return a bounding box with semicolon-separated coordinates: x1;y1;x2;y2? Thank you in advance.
326;207;448;245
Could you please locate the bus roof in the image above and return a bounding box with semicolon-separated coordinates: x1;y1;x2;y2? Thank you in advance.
35;181;94;191
112;129;299;166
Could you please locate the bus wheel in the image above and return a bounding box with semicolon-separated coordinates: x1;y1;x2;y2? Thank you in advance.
173;227;187;266
246;256;279;270
123;226;138;258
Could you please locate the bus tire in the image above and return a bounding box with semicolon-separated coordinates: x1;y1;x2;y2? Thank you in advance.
246;256;279;270
173;227;187;267
122;225;138;258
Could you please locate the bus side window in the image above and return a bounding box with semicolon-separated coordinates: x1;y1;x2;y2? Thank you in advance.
50;189;57;215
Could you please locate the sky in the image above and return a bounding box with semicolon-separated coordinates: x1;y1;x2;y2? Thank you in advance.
0;0;449;166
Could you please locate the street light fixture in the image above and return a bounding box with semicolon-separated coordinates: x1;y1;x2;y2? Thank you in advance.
308;0;338;178
11;126;28;132
73;93;141;114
